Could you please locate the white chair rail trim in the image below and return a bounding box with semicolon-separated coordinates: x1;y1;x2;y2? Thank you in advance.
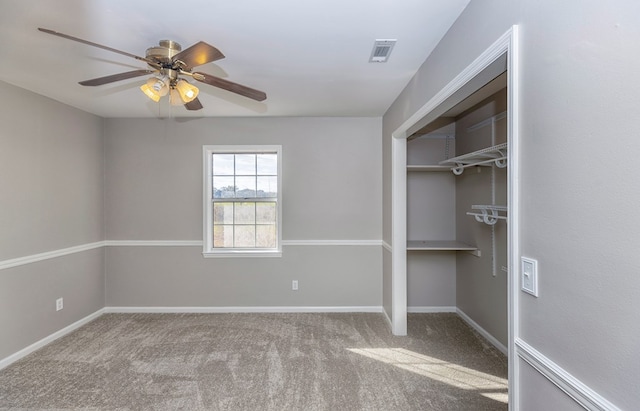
515;338;620;411
0;241;105;271
0;240;385;270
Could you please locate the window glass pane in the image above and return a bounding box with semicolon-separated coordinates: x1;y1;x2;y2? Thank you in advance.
234;202;255;224
257;154;277;175
256;202;276;224
213;225;234;247
256;225;276;248
235;176;256;198
213;202;233;224
257;176;277;197
213;154;234;175
234;225;256;247
213;176;235;198
235;154;256;175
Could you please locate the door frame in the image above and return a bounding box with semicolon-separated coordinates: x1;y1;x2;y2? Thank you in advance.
390;25;520;408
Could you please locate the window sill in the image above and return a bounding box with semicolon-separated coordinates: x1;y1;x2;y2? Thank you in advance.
202;249;282;258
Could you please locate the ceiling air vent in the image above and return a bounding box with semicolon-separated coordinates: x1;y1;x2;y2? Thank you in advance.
369;39;397;63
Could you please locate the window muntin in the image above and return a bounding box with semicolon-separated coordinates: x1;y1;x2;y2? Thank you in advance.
204;146;281;257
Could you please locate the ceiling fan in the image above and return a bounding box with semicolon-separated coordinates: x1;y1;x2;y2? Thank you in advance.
38;28;267;111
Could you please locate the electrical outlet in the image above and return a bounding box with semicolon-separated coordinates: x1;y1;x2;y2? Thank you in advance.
292;280;299;291
56;298;64;311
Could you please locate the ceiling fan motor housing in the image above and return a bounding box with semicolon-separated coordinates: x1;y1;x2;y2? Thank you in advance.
145;40;184;82
145;40;182;62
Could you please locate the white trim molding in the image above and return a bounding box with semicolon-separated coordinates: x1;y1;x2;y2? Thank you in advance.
282;240;383;247
0;240;388;270
457;308;508;355
408;306;456;313
105;240;203;247
0;308;105;370
108;240;384;247
516;338;621;411
506;25;522;411
0;241;105;271
382;241;392;253
105;306;383;314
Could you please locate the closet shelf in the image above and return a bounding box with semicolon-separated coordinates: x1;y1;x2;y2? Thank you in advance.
407;165;451;172
439;142;508;175
407;240;477;251
467;205;508;225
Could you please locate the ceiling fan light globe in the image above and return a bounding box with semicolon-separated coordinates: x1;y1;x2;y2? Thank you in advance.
175;80;199;103
140;84;161;102
147;76;169;97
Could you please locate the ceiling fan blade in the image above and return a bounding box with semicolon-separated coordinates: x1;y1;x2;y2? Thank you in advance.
192;72;267;101
172;41;225;69
79;69;155;86
184;97;204;111
38;28;153;65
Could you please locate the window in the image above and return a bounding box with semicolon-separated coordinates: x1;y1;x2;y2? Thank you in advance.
203;145;282;257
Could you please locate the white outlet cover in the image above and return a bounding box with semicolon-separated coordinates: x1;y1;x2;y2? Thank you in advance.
521;257;538;297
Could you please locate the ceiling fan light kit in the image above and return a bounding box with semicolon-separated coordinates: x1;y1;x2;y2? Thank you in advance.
139;73;198;104
140;83;161;102
175;79;199;103
140;75;170;101
37;28;267;111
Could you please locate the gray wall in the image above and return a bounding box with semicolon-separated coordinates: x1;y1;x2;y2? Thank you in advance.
383;0;640;409
518;360;586;411
104;117;382;308
0;81;104;360
406;136;457;309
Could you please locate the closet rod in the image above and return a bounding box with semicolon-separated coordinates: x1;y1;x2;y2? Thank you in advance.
466;111;507;132
467;205;508;226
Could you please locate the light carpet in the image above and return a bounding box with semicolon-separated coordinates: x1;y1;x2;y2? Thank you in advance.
0;313;508;410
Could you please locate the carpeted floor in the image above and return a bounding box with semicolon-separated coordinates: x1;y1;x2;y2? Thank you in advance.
0;313;507;410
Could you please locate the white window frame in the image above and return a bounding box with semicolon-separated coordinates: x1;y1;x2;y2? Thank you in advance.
203;145;282;258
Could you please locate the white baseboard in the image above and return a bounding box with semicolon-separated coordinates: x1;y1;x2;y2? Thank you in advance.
456;308;508;355
104;306;384;314
408;306;457;313
0;308;105;370
516;338;620;411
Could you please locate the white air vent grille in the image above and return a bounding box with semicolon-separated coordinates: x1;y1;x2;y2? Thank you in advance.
369;39;397;63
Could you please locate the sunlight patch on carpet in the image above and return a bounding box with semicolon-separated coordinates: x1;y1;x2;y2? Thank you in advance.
348;347;508;404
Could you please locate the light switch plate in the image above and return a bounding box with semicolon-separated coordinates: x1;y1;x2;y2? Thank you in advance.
521;257;538;297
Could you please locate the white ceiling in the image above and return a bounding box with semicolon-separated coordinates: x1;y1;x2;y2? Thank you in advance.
0;0;470;118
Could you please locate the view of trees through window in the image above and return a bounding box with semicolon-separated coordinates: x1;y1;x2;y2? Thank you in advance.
211;153;278;248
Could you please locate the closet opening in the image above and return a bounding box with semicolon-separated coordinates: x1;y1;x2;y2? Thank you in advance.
389;26;520;408
407;70;508;343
